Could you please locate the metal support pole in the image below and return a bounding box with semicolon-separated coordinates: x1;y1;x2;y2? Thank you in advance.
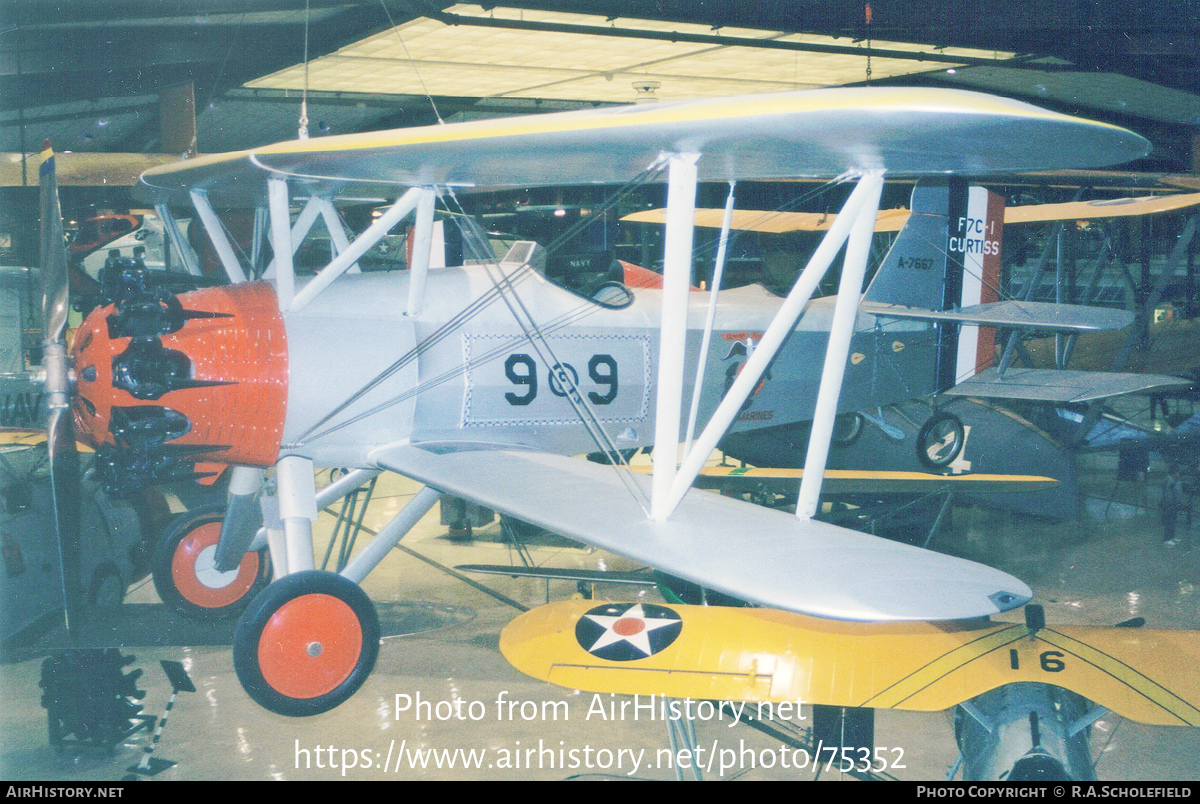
998;219;1066;376
188;189;247;284
683;181;735;459
155;202;202;277
650;153;700;521
1079;237;1111;307
663;173;881;519
290;186;424;312
1055;227;1065;367
341;486;442;583
921;489;954;550
267;176;295;308
796;170;885;520
407;188;437;317
276;455;317;573
1110;215;1197;371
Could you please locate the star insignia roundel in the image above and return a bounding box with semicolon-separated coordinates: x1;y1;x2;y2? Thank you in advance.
575;603;682;661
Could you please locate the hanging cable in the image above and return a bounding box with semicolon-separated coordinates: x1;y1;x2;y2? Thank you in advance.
864;3;873;84
379;0;444;124
298;0;310;139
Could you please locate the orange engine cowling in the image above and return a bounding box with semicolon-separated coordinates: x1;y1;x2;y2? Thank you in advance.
71;279;288;492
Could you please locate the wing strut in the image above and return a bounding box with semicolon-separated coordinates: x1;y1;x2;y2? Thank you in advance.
406;188;437;317
189;188;248;284
263;187;323;282
250;206;268;278
796;170;885;518
289;185;425;311
267;176;297;305
658;171;884;521
313;196;361;274
683;180;736;458
650;153;700;521
154;202;202;277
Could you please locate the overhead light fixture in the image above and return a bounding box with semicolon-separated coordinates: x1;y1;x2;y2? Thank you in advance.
633;80;661;103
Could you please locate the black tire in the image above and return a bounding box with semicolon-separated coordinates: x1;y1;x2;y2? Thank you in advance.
152;502;269;620
916;411;966;470
233;571;380;717
831;412;864;446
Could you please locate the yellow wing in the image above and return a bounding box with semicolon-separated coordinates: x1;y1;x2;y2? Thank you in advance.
501;601;1200;727
622;191;1200;234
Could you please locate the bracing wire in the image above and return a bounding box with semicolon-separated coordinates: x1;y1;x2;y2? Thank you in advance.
297;159;674;446
289;161;882;515
441;187;652;511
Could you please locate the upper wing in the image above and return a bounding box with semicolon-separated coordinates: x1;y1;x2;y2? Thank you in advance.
500;601;1200;727
371;443;1030;622
135;87;1147;206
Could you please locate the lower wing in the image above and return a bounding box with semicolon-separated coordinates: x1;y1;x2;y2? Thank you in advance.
371;443;1030;622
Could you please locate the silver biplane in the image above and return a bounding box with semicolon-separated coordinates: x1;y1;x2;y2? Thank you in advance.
38;87;1165;716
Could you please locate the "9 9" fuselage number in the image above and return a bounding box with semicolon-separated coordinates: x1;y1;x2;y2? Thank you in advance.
504;353;619;406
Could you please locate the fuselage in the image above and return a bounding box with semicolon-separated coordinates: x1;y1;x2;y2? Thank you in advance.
72;263;939;473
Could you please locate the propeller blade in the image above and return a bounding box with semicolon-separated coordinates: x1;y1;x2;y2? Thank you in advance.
39;140;70;345
38;140;83;637
46;406;82;634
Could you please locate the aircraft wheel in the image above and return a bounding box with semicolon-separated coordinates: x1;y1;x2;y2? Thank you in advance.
916;411;966;470
233;571;379;717
153;503;269;620
831;412;864;446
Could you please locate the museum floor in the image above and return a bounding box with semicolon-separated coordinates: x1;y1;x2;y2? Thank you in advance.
3;454;1199;782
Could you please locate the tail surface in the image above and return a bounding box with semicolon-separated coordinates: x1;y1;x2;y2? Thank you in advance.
864;179;1005;391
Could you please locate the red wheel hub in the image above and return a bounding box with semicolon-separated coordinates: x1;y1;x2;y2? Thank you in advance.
257;593;363;699
171;521;261;609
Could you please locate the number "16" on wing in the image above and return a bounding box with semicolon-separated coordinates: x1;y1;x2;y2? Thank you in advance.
504;353;618;406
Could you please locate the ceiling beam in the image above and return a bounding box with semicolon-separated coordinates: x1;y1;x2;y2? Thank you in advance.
0;5;395;113
426;8;1041;68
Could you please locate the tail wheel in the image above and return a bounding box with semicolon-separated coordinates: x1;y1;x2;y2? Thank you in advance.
152;502;269;620
233;571;379;717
